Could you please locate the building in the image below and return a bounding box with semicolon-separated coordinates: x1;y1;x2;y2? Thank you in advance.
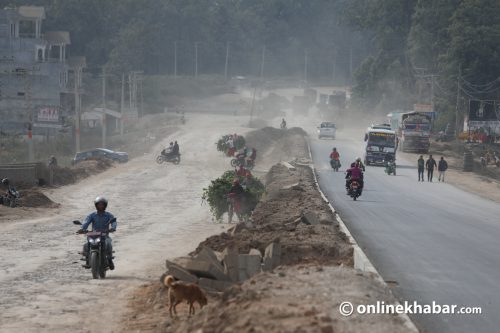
0;6;71;136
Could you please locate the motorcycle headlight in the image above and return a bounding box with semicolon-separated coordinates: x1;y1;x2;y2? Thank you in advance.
88;237;101;245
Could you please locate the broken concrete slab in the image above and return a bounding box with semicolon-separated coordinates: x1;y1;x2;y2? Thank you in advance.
263;242;281;271
195;246;225;272
238;253;262;281
230;222;247;236
280;161;296;171
165;260;199;284
301;211;320;225
249;248;262;257
199;278;234;292
181;258;229;281
222;246;239;282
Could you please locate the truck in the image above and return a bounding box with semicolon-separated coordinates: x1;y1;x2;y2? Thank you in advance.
388;111;432;153
363;128;397;165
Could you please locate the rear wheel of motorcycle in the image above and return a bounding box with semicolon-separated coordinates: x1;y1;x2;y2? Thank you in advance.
10;199;16;208
173;157;180;165
230;159;238;167
90;252;99;279
156;156;164;164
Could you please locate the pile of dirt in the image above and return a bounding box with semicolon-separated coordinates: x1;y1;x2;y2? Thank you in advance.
193;164;352;267
168;266;409;333
245;127;309;168
53;158;114;186
19;189;58;208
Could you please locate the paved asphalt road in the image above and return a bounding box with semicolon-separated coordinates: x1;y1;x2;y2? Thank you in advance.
310;133;500;333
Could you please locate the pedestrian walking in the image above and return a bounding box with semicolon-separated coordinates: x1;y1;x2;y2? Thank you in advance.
438;156;448;182
425;155;437;182
417;155;425;182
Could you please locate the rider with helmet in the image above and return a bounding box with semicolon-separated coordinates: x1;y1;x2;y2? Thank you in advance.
161;142;174;158
355;157;366;171
79;197;117;270
346;162;364;194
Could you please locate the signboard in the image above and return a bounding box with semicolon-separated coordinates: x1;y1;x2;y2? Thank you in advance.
37;107;59;122
468;100;497;121
33;123;63;129
414;104;433;112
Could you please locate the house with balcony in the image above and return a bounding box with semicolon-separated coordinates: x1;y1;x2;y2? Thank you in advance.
0;6;71;135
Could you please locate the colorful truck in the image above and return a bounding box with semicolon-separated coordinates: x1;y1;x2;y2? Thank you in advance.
363;128;397;165
388;111;432;153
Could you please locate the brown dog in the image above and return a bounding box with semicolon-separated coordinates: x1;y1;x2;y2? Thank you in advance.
163;275;208;317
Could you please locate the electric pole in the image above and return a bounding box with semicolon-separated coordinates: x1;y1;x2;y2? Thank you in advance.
260;46;266;79
24;69;34;162
120;73;125;137
101;67;107;148
304;49;308;83
174;41;177;79
74;67;81;152
349;46;353;85
194;42;199;78
332;49;337;84
224;41;230;81
455;64;462;139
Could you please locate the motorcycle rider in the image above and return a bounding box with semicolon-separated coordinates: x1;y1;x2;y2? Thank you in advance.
280;118;287;129
346;163;364;194
78;197;117;270
355;157;366;171
161;142;174;157
172;141;180;156
329;148;340;168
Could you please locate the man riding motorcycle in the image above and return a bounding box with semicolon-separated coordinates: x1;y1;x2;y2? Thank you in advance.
78;197;117;270
329;148;340;169
172;141;180;156
161;142;174;157
355;157;366;171
345;163;364;194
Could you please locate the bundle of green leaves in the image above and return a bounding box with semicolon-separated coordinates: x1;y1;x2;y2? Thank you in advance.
216;135;246;156
202;170;265;221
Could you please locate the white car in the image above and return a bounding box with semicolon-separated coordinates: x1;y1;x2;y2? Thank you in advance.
318;122;336;139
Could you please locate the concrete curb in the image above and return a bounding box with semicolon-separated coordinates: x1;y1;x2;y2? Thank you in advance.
304;139;419;333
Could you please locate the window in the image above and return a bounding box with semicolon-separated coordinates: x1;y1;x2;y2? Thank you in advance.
17;92;25;97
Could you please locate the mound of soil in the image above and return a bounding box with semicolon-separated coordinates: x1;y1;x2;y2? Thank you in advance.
53;158;114;186
19;189;58;208
168;266;409;333
245;127;308;169
194;164;352;267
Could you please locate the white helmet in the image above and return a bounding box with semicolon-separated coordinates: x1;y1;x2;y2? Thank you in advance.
94;196;108;209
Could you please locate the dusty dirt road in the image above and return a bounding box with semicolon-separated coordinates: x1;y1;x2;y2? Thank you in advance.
0;114;252;333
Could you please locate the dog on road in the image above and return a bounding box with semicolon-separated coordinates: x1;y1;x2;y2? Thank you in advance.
163;275;208;317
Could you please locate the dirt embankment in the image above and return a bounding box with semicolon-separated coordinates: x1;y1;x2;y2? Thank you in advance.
123;127;412;332
193;164;352;267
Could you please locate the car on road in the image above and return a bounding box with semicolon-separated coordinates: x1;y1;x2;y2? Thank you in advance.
318;122;336;139
72;148;129;165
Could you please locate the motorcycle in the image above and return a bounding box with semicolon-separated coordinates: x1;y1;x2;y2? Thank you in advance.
384;160;396;175
230;157;254;170
348;179;362;201
74;219;115;279
156;152;181;165
1;187;20;207
330;158;341;172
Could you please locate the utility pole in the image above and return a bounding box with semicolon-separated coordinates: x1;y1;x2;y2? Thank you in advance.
224;41;230;81
174;41;177;79
349;46;353;85
194;42;199;78
332;49;337;84
260;46;266;79
140;77;144;118
74;67;81;152
430;75;435;112
101;67;107;148
304;49;308;83
24;69;34;162
120;73;125;137
455;64;462;139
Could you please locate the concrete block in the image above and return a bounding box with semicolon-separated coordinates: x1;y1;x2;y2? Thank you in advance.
249;248;262;257
238;253;262;281
195;246;225;272
263;242;281;271
301;211;320;225
180;258;229;281
165;260;199;284
222;246;240;282
198;278;234;292
280;161;296;171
